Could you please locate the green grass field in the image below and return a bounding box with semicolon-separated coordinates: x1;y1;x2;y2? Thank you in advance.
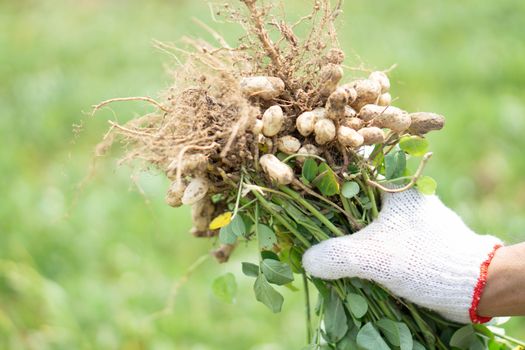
1;0;525;349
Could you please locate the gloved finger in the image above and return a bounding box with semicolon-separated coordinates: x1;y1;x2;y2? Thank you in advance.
302;235;363;280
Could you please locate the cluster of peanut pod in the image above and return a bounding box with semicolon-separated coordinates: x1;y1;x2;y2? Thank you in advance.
163;70;444;238
243;71;445;186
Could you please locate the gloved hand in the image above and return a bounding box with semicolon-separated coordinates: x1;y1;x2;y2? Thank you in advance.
302;188;502;324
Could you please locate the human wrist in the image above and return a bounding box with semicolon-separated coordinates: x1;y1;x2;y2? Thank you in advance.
477;243;525;317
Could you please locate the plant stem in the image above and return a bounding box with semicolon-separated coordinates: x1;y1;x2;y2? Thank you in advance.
406;302;448;350
272;197;330;242
232;174;244;217
279;186;344;237
237;198;257;212
251;189;311;248
493;332;525;348
360;171;379;218
292;179;360;230
367;152;433;193
339;194;363;231
302;273;313;344
282;153;326;163
315;302;324;346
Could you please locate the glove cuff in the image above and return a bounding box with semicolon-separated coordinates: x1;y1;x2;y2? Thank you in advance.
469;244;503;324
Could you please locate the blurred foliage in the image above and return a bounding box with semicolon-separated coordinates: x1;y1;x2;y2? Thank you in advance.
1;0;524;349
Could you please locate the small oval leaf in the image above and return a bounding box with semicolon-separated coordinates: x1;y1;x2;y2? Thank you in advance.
219;224;237;245
257;224;277;251
229;214;246;237
356;322;390;350
399;135;429;157
450;325;476;349
376;318;412;350
241;262;259;277
253;274;284;313
346;292;368;319
323;289;348;343
342;181;360;199
416;176;437;195
384;150;406;180
212;273;237;304
261;259;294;285
302;158;319;182
315;163;340;196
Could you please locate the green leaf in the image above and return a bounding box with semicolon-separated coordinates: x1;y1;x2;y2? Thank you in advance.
323;289;348;343
229;214;246;237
219;224;237;245
346;293;368;319
253;274;283;313
399;135;429;157
416;176;437;195
261;250;280;261
356;322;390;350
314;163;340;196
302;158;319;182
283;246;303;274
470;337;486;350
338;331;358;350
376;318;412;350
450;325;476;349
384;150;406;180
341;181;360;199
212;273;237;304
257;224;277;251
348;163;360;174
412;340;426;350
261;259;294;285
487;339;506;350
241;262;259;277
339;324;360;350
310;278;329;300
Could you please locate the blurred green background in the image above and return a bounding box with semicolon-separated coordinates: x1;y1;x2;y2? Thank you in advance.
1;0;524;349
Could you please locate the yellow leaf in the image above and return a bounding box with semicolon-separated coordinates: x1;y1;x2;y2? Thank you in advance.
209;212;233;230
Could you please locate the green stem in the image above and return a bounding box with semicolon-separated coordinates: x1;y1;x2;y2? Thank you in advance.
339;194;362;228
237;198;257;212
292;179;360;229
376;299;398;321
420;309;461;328
360;172;379;218
232;174;244;217
315;302;324;346
406;302;448;350
399;312;427;345
493;332;525;347
333;280;347;300
302;273;312;344
251;189;311;248
279;186;344;237
271;196;330;242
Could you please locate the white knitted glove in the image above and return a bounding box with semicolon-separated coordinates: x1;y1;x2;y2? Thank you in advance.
302;189;503;324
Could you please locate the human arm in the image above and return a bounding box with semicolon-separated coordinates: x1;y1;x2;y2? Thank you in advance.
477;242;525;317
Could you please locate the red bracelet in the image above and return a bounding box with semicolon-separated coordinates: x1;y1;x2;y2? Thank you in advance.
469;244;503;324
